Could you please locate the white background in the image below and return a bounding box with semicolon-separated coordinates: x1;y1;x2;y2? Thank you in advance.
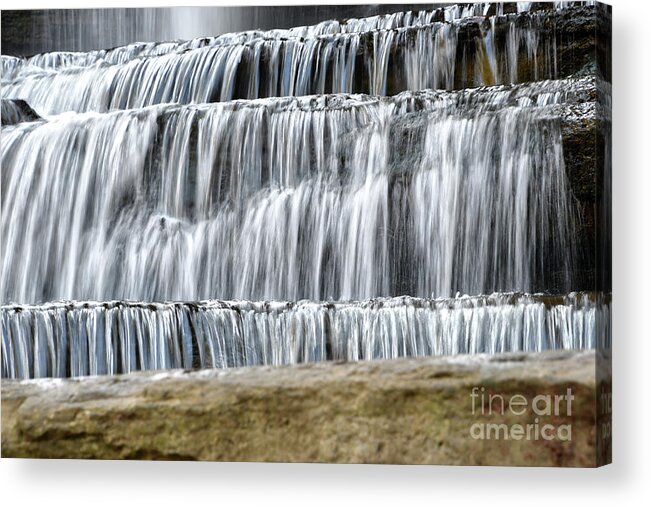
1;0;649;504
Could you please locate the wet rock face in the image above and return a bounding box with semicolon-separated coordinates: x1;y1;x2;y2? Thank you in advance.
2;350;610;465
1;99;40;125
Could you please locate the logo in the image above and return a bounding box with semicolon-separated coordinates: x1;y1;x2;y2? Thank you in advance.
469;386;574;441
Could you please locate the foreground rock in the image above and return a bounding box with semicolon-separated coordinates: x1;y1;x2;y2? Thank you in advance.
1;99;41;125
2;350;611;466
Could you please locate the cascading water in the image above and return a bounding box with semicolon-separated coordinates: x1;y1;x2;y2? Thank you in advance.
2;3;597;115
0;3;610;379
0;2;593;66
1;78;586;304
2;293;610;379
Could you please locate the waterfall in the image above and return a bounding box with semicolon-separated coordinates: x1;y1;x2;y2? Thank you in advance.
1;2;594;59
2;3;597;115
1;293;610;379
0;3;610;379
1;78;588;304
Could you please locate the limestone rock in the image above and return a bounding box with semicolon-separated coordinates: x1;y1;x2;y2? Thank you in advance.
2;350;610;466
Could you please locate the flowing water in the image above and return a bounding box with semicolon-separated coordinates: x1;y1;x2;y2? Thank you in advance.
1;78;587;304
0;3;609;379
2;2;593;62
1;293;610;379
2;3;596;115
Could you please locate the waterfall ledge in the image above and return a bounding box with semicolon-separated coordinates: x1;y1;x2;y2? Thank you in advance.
1;349;611;465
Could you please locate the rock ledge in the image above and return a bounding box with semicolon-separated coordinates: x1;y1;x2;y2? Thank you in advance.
2;350;610;465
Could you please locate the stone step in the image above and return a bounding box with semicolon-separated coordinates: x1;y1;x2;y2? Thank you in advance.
0;349;612;465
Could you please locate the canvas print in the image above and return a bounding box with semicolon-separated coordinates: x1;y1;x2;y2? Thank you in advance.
1;2;611;466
